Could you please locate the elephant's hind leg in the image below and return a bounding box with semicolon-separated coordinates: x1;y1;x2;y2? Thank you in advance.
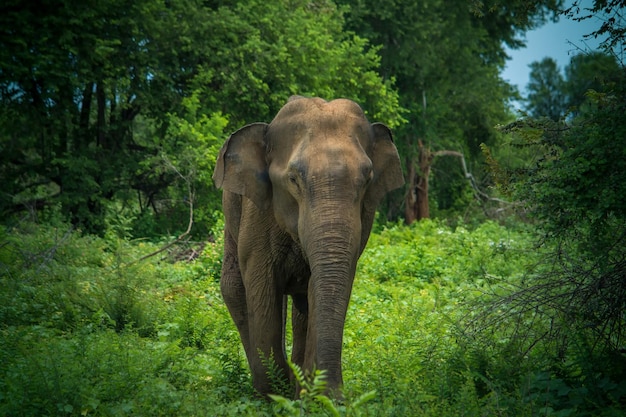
220;230;252;361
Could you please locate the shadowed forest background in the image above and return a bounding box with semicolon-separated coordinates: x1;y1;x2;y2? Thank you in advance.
1;0;625;415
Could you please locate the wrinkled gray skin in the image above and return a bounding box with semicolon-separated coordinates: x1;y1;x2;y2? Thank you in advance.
212;97;404;397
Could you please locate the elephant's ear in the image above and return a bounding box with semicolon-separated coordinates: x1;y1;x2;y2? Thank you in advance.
213;123;271;210
365;123;405;207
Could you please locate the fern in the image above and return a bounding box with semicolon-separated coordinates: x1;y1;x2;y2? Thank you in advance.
270;360;375;417
259;349;292;397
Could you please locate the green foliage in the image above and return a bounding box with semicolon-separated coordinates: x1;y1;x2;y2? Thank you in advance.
185;0;404;128
0;220;269;416
0;0;207;235
0;0;402;237
3;218;625;415
174;0;408;228
337;0;560;219
359;220;530;286
123;93;229;239
346;220;540;415
485;49;626;417
270;361;376;417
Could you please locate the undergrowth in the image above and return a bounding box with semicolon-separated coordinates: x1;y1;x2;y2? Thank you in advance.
1;219;624;416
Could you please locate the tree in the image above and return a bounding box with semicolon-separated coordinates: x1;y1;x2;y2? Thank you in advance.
525;58;566;120
524;52;622;121
0;0;402;237
337;0;562;223
564;51;623;112
564;0;626;55
0;0;215;234
188;0;404;127
485;1;626;396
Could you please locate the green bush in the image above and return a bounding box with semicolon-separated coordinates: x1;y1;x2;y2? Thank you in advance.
359;219;532;287
0;220;267;416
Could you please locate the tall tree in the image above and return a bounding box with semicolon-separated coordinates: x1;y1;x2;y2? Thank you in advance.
187;0;403;128
0;0;402;236
0;0;213;234
337;0;562;223
525;57;566;120
488;1;626;392
524;52;621;120
564;51;623;112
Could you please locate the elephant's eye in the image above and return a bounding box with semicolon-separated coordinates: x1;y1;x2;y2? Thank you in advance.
288;173;300;189
287;164;305;192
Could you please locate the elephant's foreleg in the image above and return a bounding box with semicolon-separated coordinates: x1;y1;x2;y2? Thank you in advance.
290;294;308;397
245;271;289;396
291;294;308;368
220;230;252;360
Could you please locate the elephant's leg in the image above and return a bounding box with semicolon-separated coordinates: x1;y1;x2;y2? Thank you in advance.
290;294;308;368
290;294;308;397
220;230;252;361
244;265;288;396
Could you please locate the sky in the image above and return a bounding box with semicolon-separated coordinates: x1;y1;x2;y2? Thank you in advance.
501;0;608;98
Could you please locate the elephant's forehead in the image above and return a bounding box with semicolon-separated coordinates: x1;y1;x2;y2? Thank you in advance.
269;110;370;142
272;98;368;132
266;98;374;161
267;119;371;164
277;96;366;118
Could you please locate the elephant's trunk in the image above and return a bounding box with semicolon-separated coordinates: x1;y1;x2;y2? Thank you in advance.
302;211;361;392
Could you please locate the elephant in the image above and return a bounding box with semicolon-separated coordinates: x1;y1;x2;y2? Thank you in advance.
212;96;404;398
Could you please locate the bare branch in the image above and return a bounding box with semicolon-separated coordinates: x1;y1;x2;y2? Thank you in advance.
126;154;195;266
433;149;512;205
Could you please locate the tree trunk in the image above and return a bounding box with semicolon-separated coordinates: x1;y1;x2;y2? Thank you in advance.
405;139;432;224
404;142;494;225
96;81;106;149
79;82;94;133
405;156;417;224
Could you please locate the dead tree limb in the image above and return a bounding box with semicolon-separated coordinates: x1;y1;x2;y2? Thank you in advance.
433;149;512;205
405;141;514;224
127;155;195;265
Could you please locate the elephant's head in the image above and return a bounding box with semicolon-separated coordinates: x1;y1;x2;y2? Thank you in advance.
213;96;403;392
214;97;403;247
